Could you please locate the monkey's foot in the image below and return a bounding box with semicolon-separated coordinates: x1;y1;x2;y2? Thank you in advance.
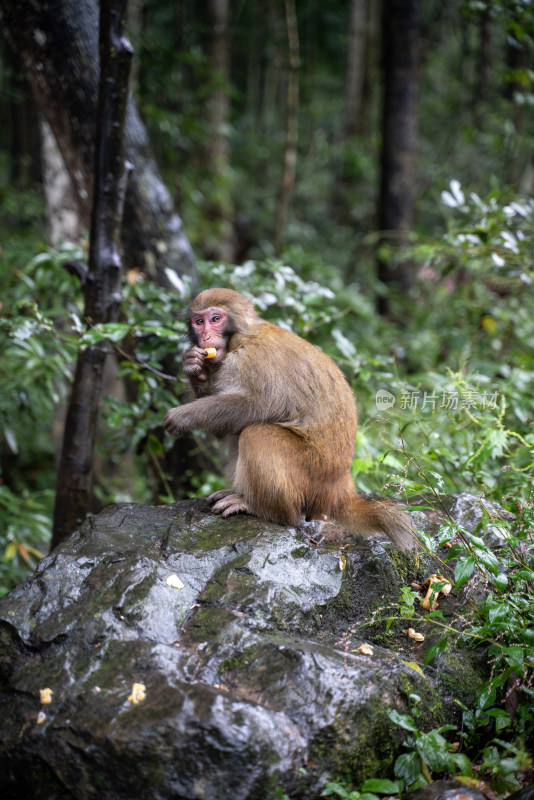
209;491;253;518
206;489;234;505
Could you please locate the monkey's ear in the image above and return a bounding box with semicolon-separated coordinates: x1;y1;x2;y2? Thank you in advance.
242;296;257;327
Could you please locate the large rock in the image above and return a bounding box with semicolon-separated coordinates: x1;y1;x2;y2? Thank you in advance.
0;495;500;799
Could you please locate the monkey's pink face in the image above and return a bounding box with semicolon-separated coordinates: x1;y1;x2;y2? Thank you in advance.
190;306;228;361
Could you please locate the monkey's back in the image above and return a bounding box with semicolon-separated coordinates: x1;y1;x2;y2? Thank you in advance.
219;320;358;469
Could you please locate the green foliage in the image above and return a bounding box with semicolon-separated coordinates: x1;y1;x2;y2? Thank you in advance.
354;485;534;794
385;697;532;796
387;698;468;790
320;776;403;800
0;484;49;596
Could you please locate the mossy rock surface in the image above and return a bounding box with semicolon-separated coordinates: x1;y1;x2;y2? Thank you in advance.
0;494;502;799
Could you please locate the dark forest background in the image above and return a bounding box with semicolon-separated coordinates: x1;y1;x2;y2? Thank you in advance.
0;0;533;579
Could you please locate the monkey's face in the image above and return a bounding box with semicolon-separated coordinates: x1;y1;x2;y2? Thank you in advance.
189;306;229;363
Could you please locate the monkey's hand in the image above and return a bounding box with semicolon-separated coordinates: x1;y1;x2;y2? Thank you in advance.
183;346;209;382
163;406;192;437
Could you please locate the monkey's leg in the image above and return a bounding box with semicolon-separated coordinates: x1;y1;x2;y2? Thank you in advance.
232;424;307;527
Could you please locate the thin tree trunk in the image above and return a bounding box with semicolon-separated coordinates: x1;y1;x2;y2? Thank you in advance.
503;19;532;188
476;6;492;116
51;0;133;549
358;0;381;138
202;0;234;261
376;0;420;313
331;0;368;223
274;0;299;255
342;0;368;140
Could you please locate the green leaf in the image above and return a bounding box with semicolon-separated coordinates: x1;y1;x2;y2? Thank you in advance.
486;428;508;458
487;599;508;623
462;708;476;731
474;547;499;575
416;730;451;772
387;708;418;732
361;779;402;794
424;636;448;666
503;645;524;671
493;573;508;591
485;709;511;732
394;752;422;785
514;568;534;581
451;753;473;776
477;683;496;711
465;532;486;548
454;556;475;589
320;783;351;799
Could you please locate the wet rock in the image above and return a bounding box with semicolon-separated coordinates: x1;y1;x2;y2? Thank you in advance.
404;779;488;800
0;494;508;799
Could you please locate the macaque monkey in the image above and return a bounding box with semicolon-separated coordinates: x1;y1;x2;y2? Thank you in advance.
164;288;414;550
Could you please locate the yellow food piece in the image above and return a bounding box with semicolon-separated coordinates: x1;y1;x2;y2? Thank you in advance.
40;688;53;705
166;574;184;590
407;628;425;642
420;573;452;610
204;348;217;359
128;682;147;704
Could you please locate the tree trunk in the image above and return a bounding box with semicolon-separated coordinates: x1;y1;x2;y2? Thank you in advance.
274;0;300;255
342;0;368;140
504;24;532;189
0;0;196;288
40;119;82;245
358;0;381;138
200;0;234;261
330;0;368;224
376;0;420;312
51;0;133;549
476;6;492;115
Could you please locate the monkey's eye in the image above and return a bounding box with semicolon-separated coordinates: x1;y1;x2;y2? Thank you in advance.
212;315;221;323
193;318;204;327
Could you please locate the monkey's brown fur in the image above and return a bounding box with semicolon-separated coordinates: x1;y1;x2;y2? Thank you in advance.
164;288;414;550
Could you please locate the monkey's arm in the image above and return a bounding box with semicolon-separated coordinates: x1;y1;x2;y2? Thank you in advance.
163;394;267;438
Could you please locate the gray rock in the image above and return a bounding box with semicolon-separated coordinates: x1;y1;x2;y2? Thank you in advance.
0;495;508;799
404;779;488;800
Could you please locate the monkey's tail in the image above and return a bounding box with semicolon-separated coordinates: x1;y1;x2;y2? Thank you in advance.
333;493;415;551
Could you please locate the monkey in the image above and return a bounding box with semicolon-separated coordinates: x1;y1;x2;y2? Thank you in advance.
163;288;415;550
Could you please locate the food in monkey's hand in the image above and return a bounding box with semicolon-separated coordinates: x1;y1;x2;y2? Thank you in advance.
164;288;416;551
